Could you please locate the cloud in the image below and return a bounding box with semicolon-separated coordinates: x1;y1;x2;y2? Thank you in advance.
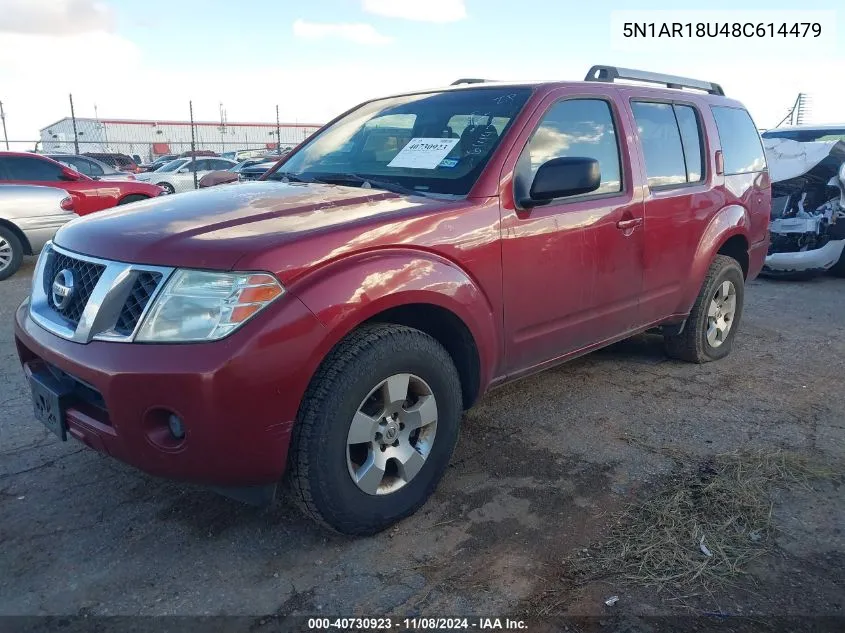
0;0;114;35
362;0;467;23
292;19;393;46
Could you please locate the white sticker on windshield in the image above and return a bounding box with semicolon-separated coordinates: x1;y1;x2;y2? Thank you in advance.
387;138;460;169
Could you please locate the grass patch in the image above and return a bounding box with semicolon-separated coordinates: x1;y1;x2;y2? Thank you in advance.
569;450;842;591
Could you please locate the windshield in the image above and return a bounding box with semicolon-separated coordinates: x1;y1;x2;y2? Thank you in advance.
762;128;845;143
158;158;189;173
270;87;532;195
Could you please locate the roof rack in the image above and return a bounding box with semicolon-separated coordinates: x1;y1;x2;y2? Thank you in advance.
584;65;725;96
451;78;488;85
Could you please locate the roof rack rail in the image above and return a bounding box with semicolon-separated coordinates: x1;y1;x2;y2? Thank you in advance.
451;78;488;85
584;65;725;96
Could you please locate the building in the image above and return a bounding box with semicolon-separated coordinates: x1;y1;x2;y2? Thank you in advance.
39;117;323;161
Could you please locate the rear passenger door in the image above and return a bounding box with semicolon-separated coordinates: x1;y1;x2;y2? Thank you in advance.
501;92;645;372
628;99;711;323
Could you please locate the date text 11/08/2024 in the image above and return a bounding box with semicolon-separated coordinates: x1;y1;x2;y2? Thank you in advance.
306;617;528;630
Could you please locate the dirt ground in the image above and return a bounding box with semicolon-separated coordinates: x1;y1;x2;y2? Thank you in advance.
1;257;843;630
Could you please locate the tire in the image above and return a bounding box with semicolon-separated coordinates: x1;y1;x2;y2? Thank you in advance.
117;194;149;205
288;323;463;535
156;182;175;195
829;249;845;278
0;225;24;281
664;255;745;363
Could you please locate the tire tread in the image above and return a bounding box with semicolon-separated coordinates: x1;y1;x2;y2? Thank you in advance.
287;323;461;534
665;255;743;363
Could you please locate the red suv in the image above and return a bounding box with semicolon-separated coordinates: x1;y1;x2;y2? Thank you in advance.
14;67;770;534
0;152;163;215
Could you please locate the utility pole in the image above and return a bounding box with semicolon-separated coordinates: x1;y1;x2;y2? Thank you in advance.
0;101;8;150
189;100;198;190
69;93;80;154
276;105;282;156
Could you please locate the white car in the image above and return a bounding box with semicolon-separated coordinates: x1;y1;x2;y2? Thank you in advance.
136;157;237;194
763;138;845;278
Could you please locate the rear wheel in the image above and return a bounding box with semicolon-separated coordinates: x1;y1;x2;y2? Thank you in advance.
156;182;175;195
664;255;745;363
117;194;149;205
0;226;24;281
288;323;463;535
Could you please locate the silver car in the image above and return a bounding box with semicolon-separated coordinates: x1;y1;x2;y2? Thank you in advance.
136;157;237;194
0;185;78;280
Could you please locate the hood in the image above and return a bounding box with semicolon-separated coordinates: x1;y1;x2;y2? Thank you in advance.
764;138;845;191
54;181;437;271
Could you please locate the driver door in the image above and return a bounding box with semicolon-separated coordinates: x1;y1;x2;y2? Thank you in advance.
500;92;645;374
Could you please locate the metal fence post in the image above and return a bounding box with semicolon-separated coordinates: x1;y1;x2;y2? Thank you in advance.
69;93;80;154
189;100;198;190
0;101;8;150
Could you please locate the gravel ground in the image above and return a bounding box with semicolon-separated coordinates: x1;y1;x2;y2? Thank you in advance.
1;257;843;626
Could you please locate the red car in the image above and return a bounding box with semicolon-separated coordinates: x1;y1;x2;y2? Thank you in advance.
0;152;163;215
15;66;770;535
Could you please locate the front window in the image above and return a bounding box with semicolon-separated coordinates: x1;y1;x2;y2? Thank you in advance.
270;87;532;196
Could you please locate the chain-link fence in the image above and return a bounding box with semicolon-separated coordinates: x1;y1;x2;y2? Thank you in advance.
1;98;321;162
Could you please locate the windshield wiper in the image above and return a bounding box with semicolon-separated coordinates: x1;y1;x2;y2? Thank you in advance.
270;172;321;184
317;173;425;197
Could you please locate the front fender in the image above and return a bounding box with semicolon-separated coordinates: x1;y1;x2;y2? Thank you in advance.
289;249;500;392
677;204;750;313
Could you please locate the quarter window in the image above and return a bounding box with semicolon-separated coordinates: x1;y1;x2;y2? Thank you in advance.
524;99;622;195
711;106;766;175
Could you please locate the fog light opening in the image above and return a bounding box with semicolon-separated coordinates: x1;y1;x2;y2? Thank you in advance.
168;414;185;440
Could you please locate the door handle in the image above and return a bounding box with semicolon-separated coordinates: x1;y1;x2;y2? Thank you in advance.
616;217;643;230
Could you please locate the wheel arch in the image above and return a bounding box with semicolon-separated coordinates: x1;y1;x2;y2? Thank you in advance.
0;218;33;255
117;193;151;205
676;204;751;314
292;251;500;409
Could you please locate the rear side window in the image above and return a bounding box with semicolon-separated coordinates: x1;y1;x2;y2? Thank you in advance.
711;106;766;174
632;102;705;187
674;106;704;182
524;98;622;195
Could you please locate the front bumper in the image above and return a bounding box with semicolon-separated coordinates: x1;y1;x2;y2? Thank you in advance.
764;239;845;273
14;296;326;487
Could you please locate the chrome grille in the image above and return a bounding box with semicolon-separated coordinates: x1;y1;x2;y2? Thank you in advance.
114;272;162;336
29;243;174;344
42;251;105;324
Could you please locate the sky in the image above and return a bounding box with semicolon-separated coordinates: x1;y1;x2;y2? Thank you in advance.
0;0;843;148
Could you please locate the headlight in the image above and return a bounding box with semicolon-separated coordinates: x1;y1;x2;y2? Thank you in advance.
136;270;285;342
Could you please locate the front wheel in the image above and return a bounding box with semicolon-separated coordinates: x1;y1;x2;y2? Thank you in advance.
156;182;175;195
664;255;745;363
288;323;463;535
0;226;24;281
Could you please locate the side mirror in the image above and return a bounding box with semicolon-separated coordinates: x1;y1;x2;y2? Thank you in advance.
177;167;189;174
59;167;81;182
521;157;601;207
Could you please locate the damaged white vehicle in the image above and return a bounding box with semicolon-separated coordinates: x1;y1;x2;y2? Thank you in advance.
762;138;845;278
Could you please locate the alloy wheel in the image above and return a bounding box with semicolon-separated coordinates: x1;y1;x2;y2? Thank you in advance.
0;237;12;272
346;373;438;495
706;280;737;347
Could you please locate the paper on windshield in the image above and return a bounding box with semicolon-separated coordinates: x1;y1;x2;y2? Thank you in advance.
388;138;460;169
